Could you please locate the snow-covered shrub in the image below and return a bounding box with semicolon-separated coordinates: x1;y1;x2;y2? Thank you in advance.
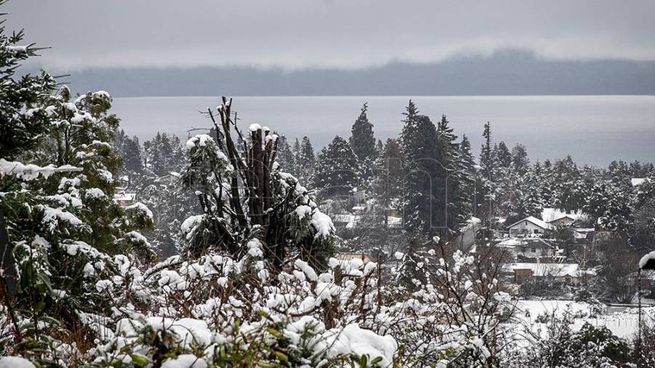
386;238;517;366
504;313;634;368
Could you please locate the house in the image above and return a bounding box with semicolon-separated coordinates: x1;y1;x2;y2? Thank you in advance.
506;216;552;237
495;237;560;259
548;214;578;227
631;178;649;187
573;228;595;241
502;262;594;285
113;191;136;207
331;213;359;229
335;252;375;263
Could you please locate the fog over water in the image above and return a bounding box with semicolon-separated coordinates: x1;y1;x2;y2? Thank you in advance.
112;95;655;166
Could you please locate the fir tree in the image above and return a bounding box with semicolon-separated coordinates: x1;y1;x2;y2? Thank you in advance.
552;156;586;212
494;141;512;169
0;26;56;160
511;143;530;175
275;135;296;175
479;122;495;221
143;132;185;176
115;129;143;174
458;135;477;217
349;102;376;181
1;86;154;334
312;136;360;197
350;102;376;161
435;114;469;232
296;136;315;182
375;139;384;157
402;105;440;234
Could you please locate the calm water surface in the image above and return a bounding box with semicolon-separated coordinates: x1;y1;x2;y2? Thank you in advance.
112;96;655;166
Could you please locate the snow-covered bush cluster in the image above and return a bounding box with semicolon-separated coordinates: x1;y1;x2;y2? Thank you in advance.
0;83;516;367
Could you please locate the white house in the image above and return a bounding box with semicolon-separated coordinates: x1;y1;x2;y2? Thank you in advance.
541;208;583;223
631;178;649;187
507;216;552;237
495;237;560;259
113;191;136;207
503;262;594;285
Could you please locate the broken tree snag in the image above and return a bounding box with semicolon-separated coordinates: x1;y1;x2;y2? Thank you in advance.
217;97;248;228
250;126;265;226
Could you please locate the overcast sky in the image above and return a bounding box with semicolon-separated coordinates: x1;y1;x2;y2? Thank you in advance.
5;0;655;72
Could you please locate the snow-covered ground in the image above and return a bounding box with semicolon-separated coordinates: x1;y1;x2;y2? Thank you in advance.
513;299;655;340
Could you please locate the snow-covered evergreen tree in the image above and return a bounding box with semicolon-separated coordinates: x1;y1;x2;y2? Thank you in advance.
1;85;154;351
436;114;470;232
274;134;296;175
350;102;376;182
494;141;512;170
458;135;477;217
296;136;315;182
313;135;360;197
143;132;185;176
479;122;495;220
401;102;439;234
115;129;143;174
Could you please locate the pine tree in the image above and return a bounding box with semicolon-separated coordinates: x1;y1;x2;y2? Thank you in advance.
435;114;469;232
296;136;315;182
584;179;632;235
0;21;56;301
0;28;56;160
400;99;420;150
115;129;143;174
350;102;376;181
275;135;296;175
479;122;495;221
552;156;586;211
401;103;440;234
350;102;376;160
480;122;494;182
511;143;530;175
375;139;384;157
143;132;185;176
494;141;512;169
1;86;154;334
458;135;476;217
312;136;360;197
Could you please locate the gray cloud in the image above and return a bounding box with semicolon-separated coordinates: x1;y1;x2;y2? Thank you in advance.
4;0;655;71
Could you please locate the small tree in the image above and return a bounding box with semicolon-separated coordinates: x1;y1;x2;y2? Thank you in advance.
350;102;376;181
312;135;360;198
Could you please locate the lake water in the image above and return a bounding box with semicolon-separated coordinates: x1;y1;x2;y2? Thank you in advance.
112;96;655;166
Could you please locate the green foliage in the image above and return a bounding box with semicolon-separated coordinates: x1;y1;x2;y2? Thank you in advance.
313;135;360;197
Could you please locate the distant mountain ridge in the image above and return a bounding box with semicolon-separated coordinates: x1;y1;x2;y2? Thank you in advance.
58;50;655;97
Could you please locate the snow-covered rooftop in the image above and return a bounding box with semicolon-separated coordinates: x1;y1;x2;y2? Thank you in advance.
640;251;655;270
503;263;587;277
496;238;526;248
507;216;551;230
631;178;648;187
541;207;583;223
113;192;136;201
